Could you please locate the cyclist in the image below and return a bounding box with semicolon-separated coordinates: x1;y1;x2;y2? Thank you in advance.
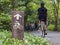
38;2;47;35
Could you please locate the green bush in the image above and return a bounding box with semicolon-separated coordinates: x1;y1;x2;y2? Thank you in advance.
47;24;60;31
58;25;60;31
47;24;54;31
0;13;11;30
0;30;49;45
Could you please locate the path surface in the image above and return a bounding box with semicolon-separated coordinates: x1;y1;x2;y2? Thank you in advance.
29;30;60;45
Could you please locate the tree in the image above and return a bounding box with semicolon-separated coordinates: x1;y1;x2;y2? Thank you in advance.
51;0;60;31
0;0;12;13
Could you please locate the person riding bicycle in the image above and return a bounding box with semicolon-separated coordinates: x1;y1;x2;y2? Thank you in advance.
38;2;47;35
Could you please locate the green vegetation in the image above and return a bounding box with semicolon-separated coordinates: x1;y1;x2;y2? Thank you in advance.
47;24;60;31
0;30;49;45
57;25;60;31
0;13;11;30
0;0;60;44
47;24;54;31
0;0;60;31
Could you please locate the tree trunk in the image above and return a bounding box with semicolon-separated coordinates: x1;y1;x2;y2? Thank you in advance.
54;16;58;31
53;1;59;31
24;0;30;30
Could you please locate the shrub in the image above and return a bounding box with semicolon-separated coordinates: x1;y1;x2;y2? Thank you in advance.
58;25;60;31
47;24;54;31
0;13;11;30
47;24;60;31
0;30;50;45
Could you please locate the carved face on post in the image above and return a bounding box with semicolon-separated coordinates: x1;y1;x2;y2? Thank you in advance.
12;11;24;40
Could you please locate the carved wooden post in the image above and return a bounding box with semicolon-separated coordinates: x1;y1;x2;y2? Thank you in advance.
12;11;24;40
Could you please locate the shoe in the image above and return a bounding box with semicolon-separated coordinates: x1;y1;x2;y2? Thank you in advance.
44;33;47;35
44;30;47;35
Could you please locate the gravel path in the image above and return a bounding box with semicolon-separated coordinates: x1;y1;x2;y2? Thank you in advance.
29;31;60;45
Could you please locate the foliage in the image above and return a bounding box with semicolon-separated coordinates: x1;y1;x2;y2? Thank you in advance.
58;25;60;31
48;24;60;31
27;14;38;23
0;13;11;30
47;24;54;31
0;30;50;45
0;0;60;31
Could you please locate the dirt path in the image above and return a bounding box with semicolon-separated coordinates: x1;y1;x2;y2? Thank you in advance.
29;31;60;45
